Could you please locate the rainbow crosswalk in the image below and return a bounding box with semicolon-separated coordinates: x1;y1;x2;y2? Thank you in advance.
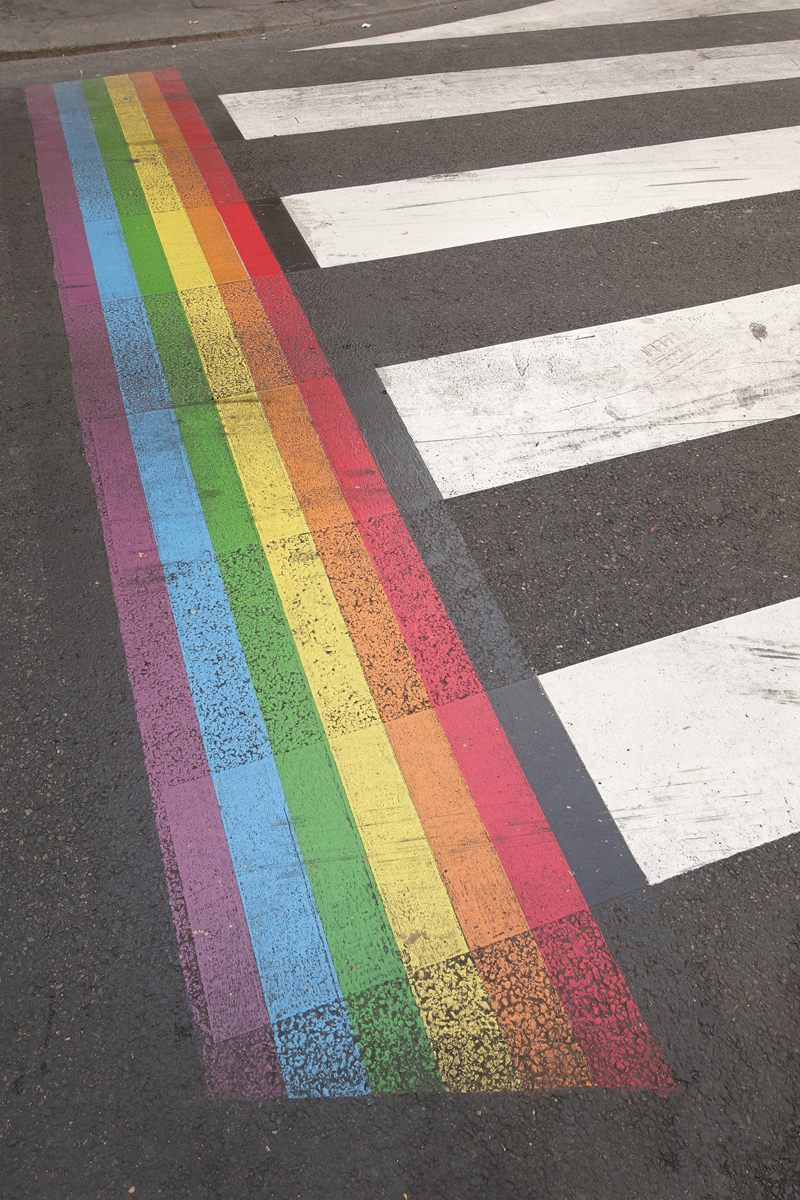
27;70;674;1100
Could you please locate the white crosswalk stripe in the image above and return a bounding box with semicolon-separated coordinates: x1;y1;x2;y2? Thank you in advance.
540;598;800;884
283;125;800;265
222;4;800;882
305;0;800;49
378;283;800;497
222;41;800;138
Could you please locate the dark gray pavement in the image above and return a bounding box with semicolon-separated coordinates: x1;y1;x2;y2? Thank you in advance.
2;5;800;1198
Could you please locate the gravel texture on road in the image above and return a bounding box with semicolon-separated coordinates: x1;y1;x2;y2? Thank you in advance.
2;14;799;1195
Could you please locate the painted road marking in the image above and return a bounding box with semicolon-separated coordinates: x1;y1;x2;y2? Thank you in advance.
92;71;444;1096
283;124;800;266
301;353;650;914
110;82;445;1098
112;72;524;1094
266;382;591;1090
307;0;800;49
540;599;800;884
265;310;670;1092
53;79;368;1099
377;283;800;498
154;67;668;1094
28;68;675;1099
224;41;800;139
25;82;286;1099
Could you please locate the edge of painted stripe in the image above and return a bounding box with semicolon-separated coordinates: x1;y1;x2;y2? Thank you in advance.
281;279;647;906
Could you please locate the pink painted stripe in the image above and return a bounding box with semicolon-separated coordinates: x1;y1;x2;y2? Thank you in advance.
534;912;676;1094
151;70;674;1092
27;83;285;1099
359;511;483;706
55;224;100;305
252;277;332;388
92;418;268;1041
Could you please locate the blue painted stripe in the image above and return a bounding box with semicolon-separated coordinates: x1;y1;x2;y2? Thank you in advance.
53;80;367;1096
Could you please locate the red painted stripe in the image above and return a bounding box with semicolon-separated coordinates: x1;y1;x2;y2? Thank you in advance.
156;72;675;1091
218;204;282;277
252;277;332;385
150;66;189;101
359;512;483;706
152;75;281;275
299;378;482;704
298;376;396;520
435;692;587;926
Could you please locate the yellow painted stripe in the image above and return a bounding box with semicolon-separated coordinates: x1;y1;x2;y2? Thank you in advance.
106;74;519;1090
180;286;258;403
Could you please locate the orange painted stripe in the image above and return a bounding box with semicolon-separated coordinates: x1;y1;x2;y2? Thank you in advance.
188;206;248;284
385;708;528;947
133;68;591;1089
217;284;295;396
472;931;593;1092
161;146;213;209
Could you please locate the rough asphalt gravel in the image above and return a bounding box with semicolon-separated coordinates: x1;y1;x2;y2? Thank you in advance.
2;12;800;1196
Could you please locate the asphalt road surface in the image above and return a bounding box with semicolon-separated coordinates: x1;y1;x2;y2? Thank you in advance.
1;1;799;1197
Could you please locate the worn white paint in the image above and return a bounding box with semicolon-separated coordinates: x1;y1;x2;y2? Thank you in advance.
282;124;800;267
223;41;800;138
540;600;800;883
377;284;800;498
306;0;800;49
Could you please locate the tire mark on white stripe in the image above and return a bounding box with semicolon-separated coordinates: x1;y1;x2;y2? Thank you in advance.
378;284;800;497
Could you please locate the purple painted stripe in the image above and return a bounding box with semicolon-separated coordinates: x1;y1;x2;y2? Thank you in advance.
55;224;100;305
26;83;285;1099
91;416;276;1042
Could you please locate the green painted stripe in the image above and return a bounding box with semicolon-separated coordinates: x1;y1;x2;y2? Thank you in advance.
82;76;441;1093
141;292;214;409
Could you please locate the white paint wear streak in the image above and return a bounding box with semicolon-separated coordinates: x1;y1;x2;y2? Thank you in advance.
377;284;800;498
539;599;800;884
223;41;800;138
282;125;800;267
306;0;800;49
